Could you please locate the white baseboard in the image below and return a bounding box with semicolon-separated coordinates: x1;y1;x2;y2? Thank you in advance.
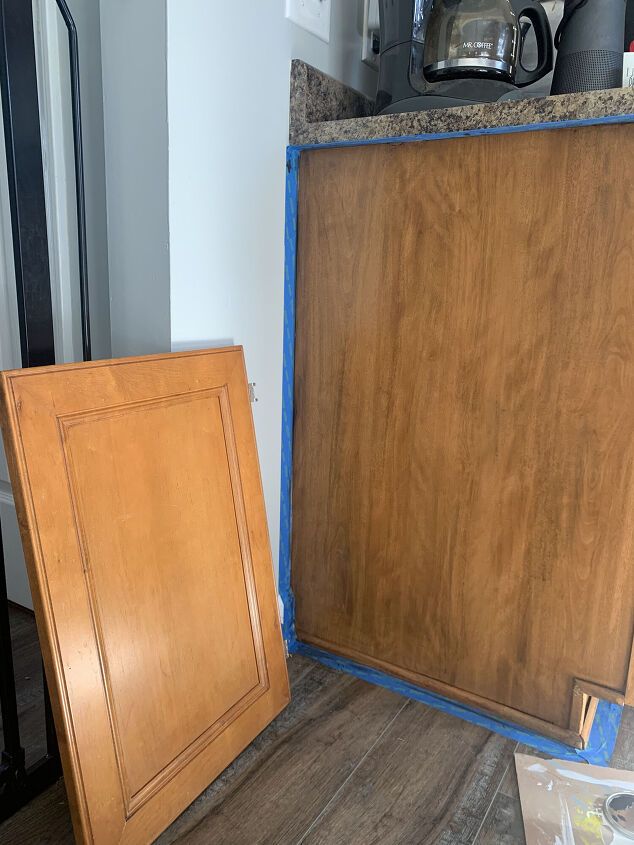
278;594;284;626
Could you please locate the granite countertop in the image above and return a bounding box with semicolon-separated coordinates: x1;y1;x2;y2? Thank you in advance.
289;59;634;147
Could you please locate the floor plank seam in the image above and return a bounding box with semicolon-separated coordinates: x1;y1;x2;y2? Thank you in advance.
470;741;519;844
292;699;410;845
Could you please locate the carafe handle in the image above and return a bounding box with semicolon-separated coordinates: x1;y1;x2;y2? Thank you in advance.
511;0;554;87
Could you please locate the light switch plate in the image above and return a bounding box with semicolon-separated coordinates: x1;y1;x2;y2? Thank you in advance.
285;0;331;43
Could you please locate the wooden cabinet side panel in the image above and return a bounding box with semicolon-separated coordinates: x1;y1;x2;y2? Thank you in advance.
291;127;634;736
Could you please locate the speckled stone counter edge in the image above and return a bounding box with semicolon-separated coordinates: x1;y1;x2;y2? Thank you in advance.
289;59;374;145
289;58;634;147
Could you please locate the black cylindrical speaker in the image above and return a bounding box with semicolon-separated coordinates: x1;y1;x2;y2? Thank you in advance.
626;0;634;48
551;0;626;94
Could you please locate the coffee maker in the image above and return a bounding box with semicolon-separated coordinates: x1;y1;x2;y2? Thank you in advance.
376;0;554;114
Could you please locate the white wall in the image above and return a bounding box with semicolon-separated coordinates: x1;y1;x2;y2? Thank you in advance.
167;2;375;586
100;0;171;358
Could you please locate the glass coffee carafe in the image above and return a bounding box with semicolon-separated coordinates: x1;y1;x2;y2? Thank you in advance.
424;0;518;81
419;0;552;85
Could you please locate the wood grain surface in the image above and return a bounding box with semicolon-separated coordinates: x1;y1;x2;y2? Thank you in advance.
291;124;634;744
0;349;289;845
301;701;514;845
166;664;405;845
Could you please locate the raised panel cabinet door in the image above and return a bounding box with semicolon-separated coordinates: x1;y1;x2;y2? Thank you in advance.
291;123;634;748
0;348;289;845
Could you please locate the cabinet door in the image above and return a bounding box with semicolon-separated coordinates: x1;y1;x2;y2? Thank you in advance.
292;124;634;747
0;348;289;845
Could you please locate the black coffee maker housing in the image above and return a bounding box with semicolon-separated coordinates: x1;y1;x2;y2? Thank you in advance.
376;0;554;114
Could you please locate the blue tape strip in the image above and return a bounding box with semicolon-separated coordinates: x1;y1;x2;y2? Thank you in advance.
278;113;630;762
279;148;300;648
292;641;622;766
289;111;634;153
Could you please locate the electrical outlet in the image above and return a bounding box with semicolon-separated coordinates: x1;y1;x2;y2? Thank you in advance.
285;0;331;43
362;0;380;71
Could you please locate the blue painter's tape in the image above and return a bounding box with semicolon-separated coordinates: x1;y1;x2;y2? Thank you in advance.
278;113;631;761
292;641;623;766
279;148;300;649
289;111;634;153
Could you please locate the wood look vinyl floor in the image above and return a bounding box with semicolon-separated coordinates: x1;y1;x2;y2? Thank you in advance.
2;606;634;845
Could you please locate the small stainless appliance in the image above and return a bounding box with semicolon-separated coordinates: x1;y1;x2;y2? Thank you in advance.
376;0;554;113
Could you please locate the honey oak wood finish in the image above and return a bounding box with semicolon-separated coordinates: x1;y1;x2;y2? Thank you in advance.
291;124;634;747
0;348;289;845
